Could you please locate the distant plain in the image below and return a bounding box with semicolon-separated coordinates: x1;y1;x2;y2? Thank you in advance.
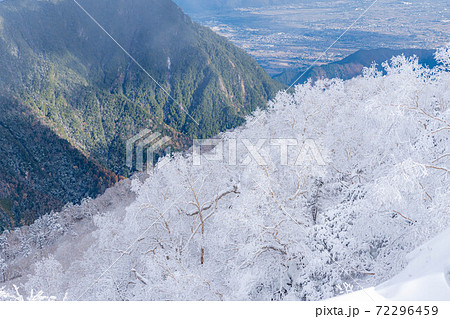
183;0;450;75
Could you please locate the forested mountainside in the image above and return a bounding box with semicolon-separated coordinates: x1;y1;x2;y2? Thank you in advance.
0;95;118;231
1;48;448;300
275;48;438;85
0;0;282;229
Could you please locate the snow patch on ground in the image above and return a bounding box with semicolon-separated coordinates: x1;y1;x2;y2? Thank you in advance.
335;227;450;301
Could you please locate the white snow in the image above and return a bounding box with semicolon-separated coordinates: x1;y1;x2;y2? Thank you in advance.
334;227;450;301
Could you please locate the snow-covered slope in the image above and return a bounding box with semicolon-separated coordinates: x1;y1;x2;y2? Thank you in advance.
335;227;450;301
1;47;449;301
377;227;450;301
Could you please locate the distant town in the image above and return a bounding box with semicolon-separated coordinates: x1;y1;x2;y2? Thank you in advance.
185;0;449;75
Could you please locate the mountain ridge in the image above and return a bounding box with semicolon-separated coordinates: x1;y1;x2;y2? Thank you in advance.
274;48;438;85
